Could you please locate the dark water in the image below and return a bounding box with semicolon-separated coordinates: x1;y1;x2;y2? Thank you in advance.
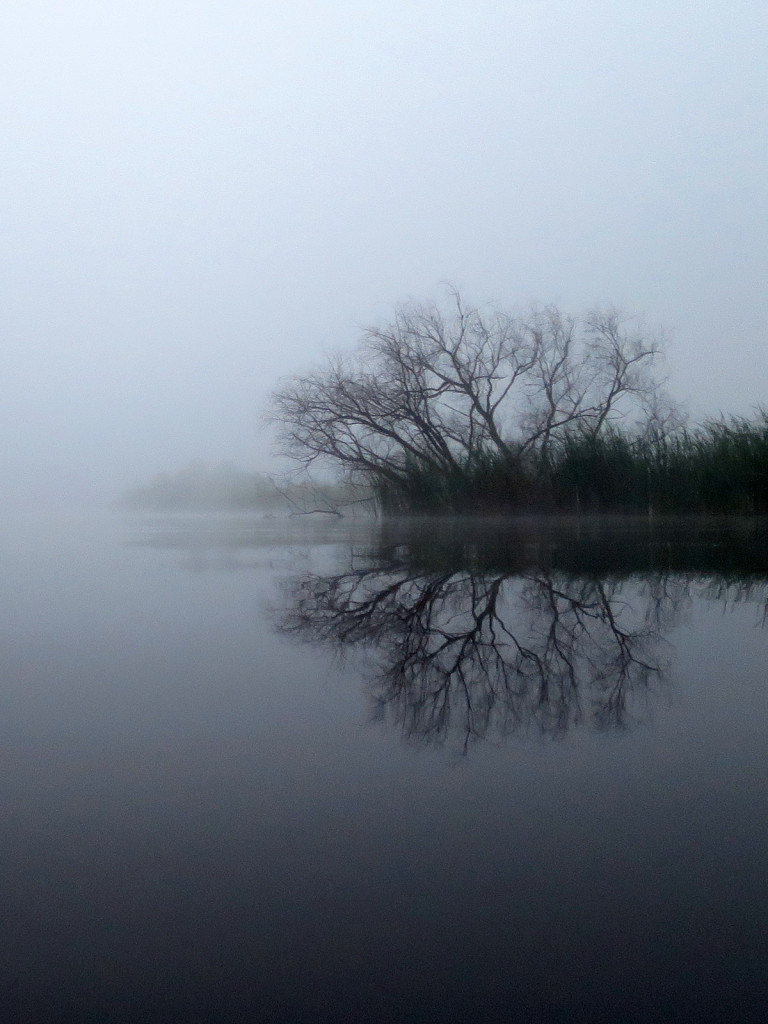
1;513;766;1023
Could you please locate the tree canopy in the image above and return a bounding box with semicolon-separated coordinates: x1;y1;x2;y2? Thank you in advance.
270;290;677;511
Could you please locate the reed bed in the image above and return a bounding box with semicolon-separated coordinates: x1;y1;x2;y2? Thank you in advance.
372;413;768;515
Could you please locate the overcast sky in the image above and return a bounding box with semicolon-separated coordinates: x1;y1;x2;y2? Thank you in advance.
2;0;766;505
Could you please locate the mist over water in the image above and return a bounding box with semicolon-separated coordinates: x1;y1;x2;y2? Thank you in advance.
1;511;766;1021
2;2;767;1018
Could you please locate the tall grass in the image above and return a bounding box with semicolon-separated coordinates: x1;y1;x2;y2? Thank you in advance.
371;413;768;515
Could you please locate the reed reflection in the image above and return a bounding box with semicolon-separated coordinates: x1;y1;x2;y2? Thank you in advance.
278;518;768;749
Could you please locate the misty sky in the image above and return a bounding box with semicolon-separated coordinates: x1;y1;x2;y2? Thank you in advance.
2;0;766;506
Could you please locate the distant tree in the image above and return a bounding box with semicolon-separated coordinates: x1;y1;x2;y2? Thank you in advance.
270;289;675;508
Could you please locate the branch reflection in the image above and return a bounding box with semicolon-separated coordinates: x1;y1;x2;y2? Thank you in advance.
278;565;690;749
128;512;768;749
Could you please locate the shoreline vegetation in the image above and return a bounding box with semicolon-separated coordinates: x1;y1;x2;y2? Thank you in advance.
120;462;363;515
269;290;768;516
371;414;768;515
124;413;768;518
127;293;767;518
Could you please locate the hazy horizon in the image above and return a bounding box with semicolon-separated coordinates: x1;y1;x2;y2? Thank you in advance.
2;0;766;508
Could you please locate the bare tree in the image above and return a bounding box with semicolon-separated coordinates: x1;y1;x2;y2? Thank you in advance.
269;289;672;504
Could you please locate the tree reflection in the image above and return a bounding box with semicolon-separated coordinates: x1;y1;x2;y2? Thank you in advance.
127;513;768;746
278;562;687;749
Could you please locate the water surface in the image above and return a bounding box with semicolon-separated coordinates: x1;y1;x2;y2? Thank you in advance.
1;513;766;1022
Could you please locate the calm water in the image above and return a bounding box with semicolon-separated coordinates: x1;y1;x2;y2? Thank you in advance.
1;513;766;1023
